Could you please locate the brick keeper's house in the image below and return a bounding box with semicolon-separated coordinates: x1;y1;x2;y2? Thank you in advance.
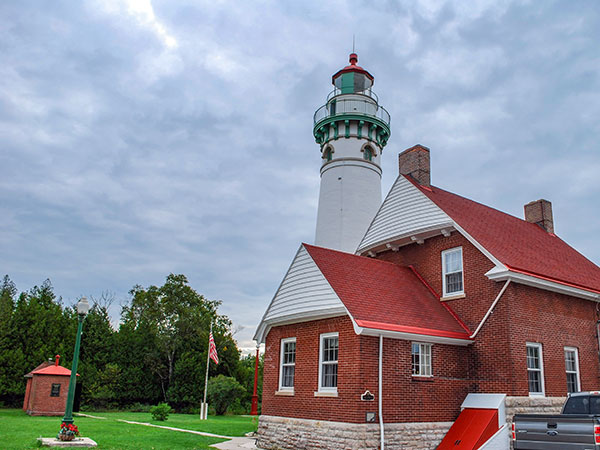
253;55;600;450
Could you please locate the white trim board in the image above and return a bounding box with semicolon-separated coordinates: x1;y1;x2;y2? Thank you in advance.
485;266;600;301
254;245;347;344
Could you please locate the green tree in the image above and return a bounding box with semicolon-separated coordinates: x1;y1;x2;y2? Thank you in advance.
236;352;263;413
77;297;117;408
0;275;19;404
1;280;71;405
119;274;238;409
207;375;246;415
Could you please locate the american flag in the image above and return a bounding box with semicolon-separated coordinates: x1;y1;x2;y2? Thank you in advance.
209;332;219;365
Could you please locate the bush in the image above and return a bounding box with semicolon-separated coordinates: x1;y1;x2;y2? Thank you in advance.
207;375;246;415
150;402;172;421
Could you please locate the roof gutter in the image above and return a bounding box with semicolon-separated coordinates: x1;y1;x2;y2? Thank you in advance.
357;325;472;346
486;266;600;302
470;280;511;339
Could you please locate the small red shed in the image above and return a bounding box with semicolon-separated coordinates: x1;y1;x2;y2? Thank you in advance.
23;355;76;416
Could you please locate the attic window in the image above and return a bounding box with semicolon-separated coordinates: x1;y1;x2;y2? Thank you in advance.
442;247;463;297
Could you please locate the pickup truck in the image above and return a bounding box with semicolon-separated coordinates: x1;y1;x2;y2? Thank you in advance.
513;392;600;449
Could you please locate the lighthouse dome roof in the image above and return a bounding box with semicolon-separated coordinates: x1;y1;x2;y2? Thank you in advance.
331;53;374;91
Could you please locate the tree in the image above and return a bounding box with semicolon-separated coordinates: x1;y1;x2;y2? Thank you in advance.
77;299;117;408
0;276;18;403
0;280;71;405
236;352;263;413
119;274;238;408
207;375;246;415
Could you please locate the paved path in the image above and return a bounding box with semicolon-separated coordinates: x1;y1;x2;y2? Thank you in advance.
115;419;231;439
210;436;258;449
74;413;261;449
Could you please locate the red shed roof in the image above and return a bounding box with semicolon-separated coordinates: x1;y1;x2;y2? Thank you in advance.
405;175;600;293
32;364;77;377
304;244;471;340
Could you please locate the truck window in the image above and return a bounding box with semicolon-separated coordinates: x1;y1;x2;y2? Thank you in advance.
564;396;589;414
591;397;600;414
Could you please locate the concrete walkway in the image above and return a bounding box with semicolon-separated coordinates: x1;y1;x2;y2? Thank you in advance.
74;413;261;449
210;436;258;449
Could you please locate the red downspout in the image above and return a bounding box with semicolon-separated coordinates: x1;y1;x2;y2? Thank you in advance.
251;346;259;415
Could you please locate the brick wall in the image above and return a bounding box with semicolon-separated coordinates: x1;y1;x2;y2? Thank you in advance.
261;231;600;427
262;316;472;423
26;375;69;416
262;316;369;423
504;283;600;396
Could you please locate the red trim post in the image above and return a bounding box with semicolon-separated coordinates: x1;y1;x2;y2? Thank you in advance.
250;346;259;416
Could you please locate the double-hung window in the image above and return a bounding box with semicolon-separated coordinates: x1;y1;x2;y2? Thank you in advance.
564;347;581;394
442;247;463;297
279;338;296;391
527;343;545;396
411;343;432;377
319;332;338;392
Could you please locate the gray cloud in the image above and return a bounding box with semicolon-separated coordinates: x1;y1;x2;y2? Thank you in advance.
1;0;599;352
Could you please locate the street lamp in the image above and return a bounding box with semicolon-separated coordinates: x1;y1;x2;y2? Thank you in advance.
62;296;90;425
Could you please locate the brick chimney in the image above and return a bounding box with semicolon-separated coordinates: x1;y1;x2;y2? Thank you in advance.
398;144;430;187
524;199;554;233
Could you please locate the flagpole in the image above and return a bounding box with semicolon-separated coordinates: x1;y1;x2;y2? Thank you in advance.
201;322;212;420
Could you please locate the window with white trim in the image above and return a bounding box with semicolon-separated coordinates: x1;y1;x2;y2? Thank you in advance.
527;343;545;396
411;342;432;377
442;247;463;296
564;347;581;394
318;333;338;392
279;338;296;391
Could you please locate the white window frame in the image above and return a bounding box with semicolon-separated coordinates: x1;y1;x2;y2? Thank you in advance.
318;332;338;393
564;346;581;394
278;337;296;392
442;247;464;297
526;342;545;396
411;342;433;377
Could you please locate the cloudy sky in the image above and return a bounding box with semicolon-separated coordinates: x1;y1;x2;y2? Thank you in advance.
1;0;599;352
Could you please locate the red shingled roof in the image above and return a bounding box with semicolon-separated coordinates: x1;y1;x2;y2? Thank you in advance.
404;175;600;294
304;244;471;340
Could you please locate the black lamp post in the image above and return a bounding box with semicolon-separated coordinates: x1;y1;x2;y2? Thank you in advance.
62;296;89;425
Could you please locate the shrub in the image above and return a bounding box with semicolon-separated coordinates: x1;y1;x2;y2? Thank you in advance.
150;402;172;421
207;375;246;415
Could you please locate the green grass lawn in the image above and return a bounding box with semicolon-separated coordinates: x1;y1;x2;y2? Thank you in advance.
0;409;258;449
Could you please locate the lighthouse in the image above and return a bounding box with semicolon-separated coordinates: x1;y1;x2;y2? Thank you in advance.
313;53;391;253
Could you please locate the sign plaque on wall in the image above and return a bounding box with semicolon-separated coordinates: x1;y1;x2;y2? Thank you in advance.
361;390;374;401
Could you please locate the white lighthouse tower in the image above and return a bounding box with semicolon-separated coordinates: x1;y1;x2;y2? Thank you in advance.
313;53;391;253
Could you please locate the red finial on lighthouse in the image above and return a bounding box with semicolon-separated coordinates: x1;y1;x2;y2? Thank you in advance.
55;355;60;366
349;53;358;65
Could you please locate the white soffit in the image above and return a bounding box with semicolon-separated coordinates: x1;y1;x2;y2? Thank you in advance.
253;245;346;343
357;175;452;253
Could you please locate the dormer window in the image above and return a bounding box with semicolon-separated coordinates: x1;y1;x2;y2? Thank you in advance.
442;247;463;297
363;146;373;162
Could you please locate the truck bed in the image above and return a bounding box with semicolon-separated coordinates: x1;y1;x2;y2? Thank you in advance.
513;413;599;450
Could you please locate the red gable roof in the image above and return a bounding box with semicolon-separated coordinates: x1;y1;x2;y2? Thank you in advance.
405;175;600;294
304;244;471;340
